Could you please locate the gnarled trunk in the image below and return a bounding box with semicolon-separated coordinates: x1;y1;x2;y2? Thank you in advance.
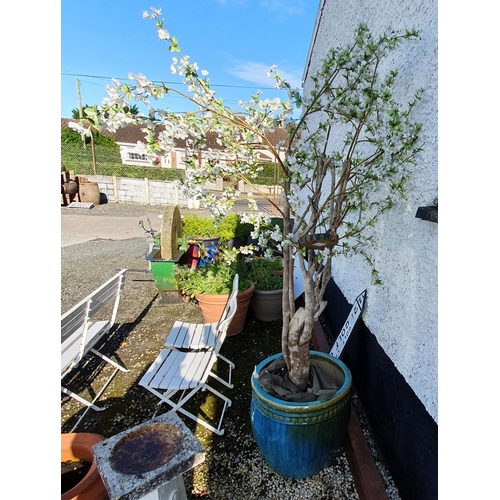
286;307;313;391
281;232;332;392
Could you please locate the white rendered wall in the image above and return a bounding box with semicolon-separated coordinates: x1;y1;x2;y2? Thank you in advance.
303;0;438;422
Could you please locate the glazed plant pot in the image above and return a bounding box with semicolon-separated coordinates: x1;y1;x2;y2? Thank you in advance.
250;351;352;479
188;237;220;268
196;282;255;336
61;433;108;500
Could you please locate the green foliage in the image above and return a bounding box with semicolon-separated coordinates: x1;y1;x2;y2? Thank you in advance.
93;134;117;147
256;162;285;186
248;257;284;291
61;143;185;180
216;213;240;242
182;214;218;238
71;104;92;119
61;127;117;147
61;127;84;144
174;259;251;297
234;222;254;240
181;213;254;242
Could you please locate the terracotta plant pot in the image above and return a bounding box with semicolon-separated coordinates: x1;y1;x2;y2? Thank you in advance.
196;282;255;336
61;433;108;500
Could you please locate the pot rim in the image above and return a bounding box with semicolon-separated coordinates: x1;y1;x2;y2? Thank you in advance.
61;433;105;500
252;288;283;294
195;281;255;300
251;351;351;411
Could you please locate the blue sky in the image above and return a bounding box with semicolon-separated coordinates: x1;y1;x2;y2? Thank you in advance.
61;0;319;118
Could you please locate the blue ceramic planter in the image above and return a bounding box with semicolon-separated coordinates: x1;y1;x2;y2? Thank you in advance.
250;351;352;479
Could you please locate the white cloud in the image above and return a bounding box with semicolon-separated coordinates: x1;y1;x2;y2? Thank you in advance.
214;0;306;17
259;0;306;16
227;61;302;88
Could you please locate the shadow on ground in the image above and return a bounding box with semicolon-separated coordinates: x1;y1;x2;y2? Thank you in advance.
61;274;359;499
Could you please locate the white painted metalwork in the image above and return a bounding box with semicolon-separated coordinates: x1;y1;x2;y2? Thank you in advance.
61;269;128;430
140;275;239;435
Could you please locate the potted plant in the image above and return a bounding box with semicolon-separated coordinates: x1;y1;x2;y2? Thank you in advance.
234;221;254;245
93;12;423;478
181;214;220;268
215;213;238;245
181;214;218;239
174;252;255;336
61;433;108;500
248;257;284;322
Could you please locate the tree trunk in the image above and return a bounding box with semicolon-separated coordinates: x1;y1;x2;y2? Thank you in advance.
281;210;293;367
281;199;315;392
286;307;311;391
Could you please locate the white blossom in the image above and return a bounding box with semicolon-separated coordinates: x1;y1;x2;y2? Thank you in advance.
68;121;90;137
157;27;169;40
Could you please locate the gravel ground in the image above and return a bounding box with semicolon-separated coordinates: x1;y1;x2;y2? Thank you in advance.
61;202;400;500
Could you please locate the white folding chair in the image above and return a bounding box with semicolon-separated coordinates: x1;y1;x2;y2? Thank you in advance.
164;275;239;351
61;270;128;431
139;275;239;435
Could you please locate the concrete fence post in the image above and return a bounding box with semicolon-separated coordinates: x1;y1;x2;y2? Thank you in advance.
113;176;119;202
145;178;150;205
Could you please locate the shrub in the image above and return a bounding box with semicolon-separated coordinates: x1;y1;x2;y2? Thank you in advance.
216;214;240;242
182;214;218;238
247;257;284;291
174;259;251;297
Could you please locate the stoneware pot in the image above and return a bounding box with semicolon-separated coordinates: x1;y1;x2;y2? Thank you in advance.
61;433;108;500
196;282;255;336
79;182;101;205
250;351;352;479
250;288;283;322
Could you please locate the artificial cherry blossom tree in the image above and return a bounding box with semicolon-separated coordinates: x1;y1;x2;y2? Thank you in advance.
84;8;423;393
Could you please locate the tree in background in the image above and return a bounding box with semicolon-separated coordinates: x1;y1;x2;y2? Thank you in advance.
71;103;140;119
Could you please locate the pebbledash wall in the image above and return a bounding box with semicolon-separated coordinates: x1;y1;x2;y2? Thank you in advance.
304;1;437;500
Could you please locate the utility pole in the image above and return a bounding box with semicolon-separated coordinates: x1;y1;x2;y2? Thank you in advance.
76;79;86;148
76;78;83;119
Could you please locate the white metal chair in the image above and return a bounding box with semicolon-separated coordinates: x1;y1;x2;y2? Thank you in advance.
139;274;239;435
164;275;239;351
61;269;129;431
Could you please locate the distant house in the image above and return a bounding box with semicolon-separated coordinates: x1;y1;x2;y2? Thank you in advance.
61;118;288;168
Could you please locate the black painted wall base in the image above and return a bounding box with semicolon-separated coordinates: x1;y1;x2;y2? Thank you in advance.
322;279;438;500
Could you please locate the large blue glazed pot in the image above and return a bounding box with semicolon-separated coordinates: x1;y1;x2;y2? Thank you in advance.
250;351;352;479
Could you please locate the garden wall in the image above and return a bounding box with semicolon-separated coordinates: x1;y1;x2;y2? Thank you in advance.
83;175;187;206
82;175;281;207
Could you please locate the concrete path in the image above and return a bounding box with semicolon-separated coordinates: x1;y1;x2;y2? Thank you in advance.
61;213;162;247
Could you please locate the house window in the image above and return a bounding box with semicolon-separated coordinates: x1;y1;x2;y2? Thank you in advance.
128;152;148;161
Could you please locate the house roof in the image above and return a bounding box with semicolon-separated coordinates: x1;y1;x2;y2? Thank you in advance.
61;118;290;150
61;118;151;144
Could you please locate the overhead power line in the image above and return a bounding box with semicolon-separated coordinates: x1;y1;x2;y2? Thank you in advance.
61;70;282;91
